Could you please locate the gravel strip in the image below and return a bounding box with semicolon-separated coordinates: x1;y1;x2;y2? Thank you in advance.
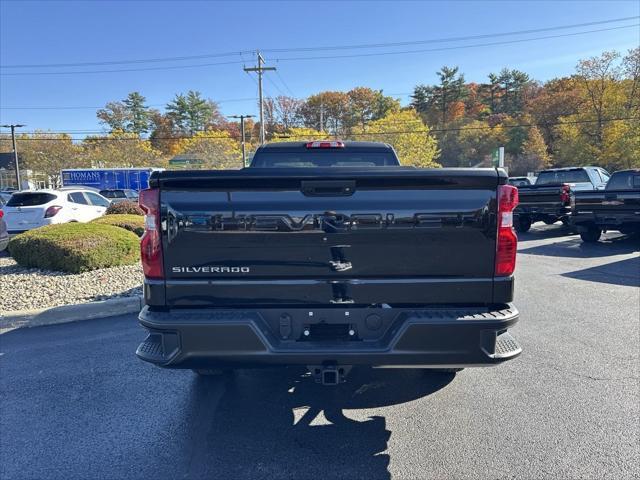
0;256;143;313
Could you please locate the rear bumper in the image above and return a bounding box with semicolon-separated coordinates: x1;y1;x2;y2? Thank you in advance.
516;205;569;219
136;304;521;369
571;213;640;229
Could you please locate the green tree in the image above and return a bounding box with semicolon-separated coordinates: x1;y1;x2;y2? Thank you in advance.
412;66;467;127
123;92;151;135
166;91;222;135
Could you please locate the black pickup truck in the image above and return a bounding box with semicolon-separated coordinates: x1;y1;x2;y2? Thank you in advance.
514;166;610;232
136;141;521;384
571;169;640;242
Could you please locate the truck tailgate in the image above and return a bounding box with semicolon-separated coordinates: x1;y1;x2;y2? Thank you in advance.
155;168;503;307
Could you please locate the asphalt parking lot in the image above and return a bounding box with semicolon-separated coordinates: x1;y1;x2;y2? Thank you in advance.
1;225;638;480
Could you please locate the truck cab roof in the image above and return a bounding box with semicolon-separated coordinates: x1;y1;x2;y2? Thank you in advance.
257;141;394;150
250;141;401;168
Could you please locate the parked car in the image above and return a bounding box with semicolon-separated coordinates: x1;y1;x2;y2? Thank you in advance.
135;141;522;384
0;208;8;251
99;189;139;203
571;169;640;242
2;188;111;234
514;166;610;232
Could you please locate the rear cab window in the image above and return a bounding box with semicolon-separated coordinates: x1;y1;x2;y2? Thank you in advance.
6;192;57;207
536;169;590;185
606;171;640;191
250;144;400;168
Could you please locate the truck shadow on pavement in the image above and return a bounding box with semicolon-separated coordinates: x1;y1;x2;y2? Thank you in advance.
561;256;640;287
179;366;454;479
518;234;639;258
517;224;576;241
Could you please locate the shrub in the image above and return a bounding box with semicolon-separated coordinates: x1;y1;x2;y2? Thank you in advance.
106;200;144;215
92;214;145;237
8;223;140;273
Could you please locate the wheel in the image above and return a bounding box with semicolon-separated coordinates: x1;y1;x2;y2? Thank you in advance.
543;218;557;225
428;368;464;373
515;216;532;233
580;227;602;243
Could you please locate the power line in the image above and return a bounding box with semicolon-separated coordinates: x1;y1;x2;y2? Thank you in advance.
274;70;296;97
261;16;639;53
0;97;258;110
1;50;254;70
265;75;288;97
2;23;638;77
0;59;246;76
1;16;636;69
5;117;637;140
271;24;639;63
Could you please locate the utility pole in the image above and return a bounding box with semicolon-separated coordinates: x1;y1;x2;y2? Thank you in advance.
1;124;25;190
319;103;324;133
229;114;255;167
244;51;275;144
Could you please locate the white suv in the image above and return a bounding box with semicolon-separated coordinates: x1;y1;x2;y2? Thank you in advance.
3;188;111;234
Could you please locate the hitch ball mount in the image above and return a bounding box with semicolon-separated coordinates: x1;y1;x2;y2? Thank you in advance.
308;365;353;385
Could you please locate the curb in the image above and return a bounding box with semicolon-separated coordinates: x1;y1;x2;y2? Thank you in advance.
0;296;143;333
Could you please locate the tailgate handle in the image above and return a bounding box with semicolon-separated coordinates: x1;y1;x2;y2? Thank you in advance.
301;180;355;197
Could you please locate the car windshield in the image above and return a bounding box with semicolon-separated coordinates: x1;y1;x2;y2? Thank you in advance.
536;170;590;185
251;151;398;168
99;190;126;198
6;192;57;207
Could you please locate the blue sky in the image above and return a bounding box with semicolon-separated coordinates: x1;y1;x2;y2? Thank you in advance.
1;0;638;135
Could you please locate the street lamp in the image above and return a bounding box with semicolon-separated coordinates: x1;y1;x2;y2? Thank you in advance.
1;124;26;189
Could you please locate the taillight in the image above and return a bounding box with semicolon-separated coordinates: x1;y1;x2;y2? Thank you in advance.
0;209;4;219
560;183;570;205
44;206;63;218
139;188;164;279
495;184;519;277
305;141;345;149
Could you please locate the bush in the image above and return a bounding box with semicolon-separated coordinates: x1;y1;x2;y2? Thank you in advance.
106;200;144;215
91;214;145;237
8;223;140;273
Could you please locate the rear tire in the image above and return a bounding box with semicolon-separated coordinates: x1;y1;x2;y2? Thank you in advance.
580;227;602;243
515;216;532;233
428;368;464;373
